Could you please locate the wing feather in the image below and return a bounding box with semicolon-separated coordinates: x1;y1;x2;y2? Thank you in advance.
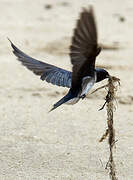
9;39;72;88
69;7;101;91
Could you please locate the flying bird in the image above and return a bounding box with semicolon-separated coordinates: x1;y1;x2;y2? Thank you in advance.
9;7;110;112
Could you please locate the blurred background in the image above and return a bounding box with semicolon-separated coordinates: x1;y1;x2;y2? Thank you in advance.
0;0;133;179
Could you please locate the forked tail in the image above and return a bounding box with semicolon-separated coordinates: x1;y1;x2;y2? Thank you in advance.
49;90;77;112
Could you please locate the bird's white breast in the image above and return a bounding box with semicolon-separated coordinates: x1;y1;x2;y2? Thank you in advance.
65;97;80;105
80;74;96;97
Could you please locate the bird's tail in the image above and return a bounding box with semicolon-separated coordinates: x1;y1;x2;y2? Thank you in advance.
49;96;69;112
49;90;77;112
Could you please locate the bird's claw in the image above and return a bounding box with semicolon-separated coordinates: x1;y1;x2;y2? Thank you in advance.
80;94;86;99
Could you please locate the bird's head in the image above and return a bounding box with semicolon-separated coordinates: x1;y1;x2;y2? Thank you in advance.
96;68;110;83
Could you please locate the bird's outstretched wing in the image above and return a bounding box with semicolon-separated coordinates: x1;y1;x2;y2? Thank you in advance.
9;40;72;88
70;7;101;91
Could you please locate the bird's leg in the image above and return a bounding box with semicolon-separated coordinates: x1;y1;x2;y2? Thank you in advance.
80;94;86;99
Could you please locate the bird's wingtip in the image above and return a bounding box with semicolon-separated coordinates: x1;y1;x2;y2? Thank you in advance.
82;5;93;13
7;37;12;44
7;38;15;48
7;38;19;53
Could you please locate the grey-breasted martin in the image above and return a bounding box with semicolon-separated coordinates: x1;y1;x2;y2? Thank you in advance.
9;7;109;111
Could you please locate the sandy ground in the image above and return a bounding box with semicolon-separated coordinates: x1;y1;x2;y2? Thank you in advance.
0;0;133;179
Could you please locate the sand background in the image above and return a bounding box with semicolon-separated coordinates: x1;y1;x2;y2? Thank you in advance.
0;0;133;179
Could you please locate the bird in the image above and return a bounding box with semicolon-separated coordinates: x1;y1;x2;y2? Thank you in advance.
9;6;110;112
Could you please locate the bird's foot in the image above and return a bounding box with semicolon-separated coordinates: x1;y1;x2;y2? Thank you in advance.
80;94;86;99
